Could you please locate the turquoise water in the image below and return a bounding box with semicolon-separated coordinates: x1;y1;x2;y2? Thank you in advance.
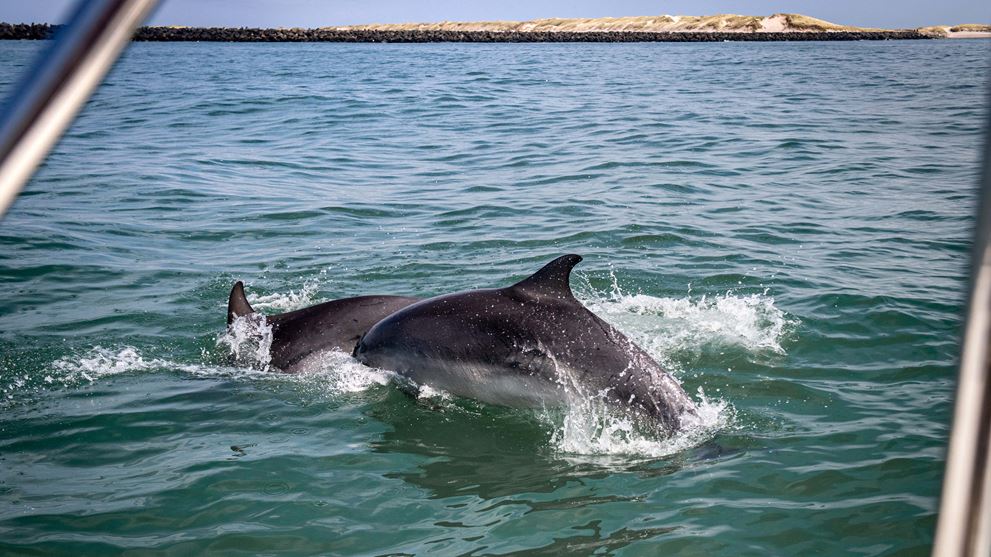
0;39;988;555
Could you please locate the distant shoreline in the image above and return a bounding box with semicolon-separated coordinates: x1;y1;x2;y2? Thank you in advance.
0;23;940;42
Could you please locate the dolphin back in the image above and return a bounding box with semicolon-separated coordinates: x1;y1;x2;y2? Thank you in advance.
225;281;420;373
268;295;422;371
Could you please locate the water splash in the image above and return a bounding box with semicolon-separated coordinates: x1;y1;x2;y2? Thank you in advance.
216;314;273;370
538;336;733;458
33;342;732;458
247;281;320;312
26;276;779;456
577;275;794;363
548;386;732;458
288;349;393;394
416;383;454;402
536;271;787;457
211;280;325;370
34;344;388;396
50;346;157;385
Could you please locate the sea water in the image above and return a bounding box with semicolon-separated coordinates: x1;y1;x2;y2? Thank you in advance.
0;39;987;555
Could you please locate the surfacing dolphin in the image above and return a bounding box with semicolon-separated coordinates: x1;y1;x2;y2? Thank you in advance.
354;254;699;432
226;282;420;372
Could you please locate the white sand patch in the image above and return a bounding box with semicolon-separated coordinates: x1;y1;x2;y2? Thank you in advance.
947;31;991;38
760;14;787;33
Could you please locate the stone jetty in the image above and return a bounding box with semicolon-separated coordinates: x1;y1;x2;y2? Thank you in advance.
0;23;934;42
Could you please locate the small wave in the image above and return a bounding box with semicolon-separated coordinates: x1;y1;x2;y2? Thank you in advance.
51;346;158;384
41;344;388;395
39;343;733;459
47;346;265;386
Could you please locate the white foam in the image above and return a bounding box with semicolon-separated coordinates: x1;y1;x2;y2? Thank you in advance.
51;346;156;384
37;343;733;459
548;387;732;458
416;383;453;401
247;281;319;312
288;349;393;394
38;343;389;396
538;273;792;457
578;280;793;363
213;312;393;394
1;372;30;401
26;272;789;458
535;329;735;459
216;314;273;370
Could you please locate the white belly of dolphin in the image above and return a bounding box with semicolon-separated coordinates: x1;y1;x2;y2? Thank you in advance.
387;357;570;408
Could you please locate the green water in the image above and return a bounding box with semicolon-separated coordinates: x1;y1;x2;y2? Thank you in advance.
0;39;988;555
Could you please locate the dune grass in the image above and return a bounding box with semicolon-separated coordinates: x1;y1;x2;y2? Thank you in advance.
333;13;861;33
949;24;991;32
917;26;950;37
780;13;875;31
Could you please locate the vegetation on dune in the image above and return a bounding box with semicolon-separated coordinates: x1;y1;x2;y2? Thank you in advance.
949;24;991;32
780;13;874;32
332;16;682;33
524;16;677;32
916;24;990;36
689;15;764;31
334;13;864;33
917;26;951;37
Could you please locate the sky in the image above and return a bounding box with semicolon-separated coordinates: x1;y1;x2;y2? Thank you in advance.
2;0;989;30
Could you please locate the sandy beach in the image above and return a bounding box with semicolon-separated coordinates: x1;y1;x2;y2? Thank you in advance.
946;31;991;38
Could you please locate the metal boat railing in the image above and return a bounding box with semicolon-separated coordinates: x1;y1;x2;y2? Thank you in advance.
0;2;987;555
0;0;157;216
932;85;991;556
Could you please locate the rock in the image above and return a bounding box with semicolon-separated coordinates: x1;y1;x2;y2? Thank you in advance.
0;23;937;43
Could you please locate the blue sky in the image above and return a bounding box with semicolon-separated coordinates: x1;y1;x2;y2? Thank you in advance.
3;1;989;29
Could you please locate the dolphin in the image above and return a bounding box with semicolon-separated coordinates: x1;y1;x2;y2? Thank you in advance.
353;254;699;432
226;281;420;372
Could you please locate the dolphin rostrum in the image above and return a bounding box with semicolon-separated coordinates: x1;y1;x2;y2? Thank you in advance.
226;281;420;372
353;255;699;432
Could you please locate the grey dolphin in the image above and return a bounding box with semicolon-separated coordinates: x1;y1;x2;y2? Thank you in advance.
353;255;699;432
227;282;420;372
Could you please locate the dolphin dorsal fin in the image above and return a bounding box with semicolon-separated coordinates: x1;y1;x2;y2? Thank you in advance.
510;254;583;300
227;281;256;325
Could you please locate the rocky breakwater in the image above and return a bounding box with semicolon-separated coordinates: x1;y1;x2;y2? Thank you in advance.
0;23;53;40
0;23;933;42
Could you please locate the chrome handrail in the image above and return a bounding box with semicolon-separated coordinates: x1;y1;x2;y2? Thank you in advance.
932;86;991;557
0;0;158;217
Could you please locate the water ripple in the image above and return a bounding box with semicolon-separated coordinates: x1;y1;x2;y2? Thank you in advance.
0;39;985;555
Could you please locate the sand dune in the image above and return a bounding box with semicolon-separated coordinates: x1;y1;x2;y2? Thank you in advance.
332;13;991;38
919;24;991;38
333;13;874;33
